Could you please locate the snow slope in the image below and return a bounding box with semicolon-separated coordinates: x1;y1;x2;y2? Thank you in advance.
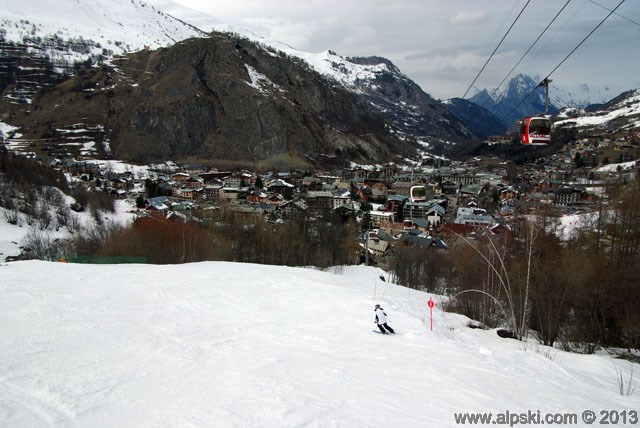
0;198;136;262
555;90;640;130
0;261;637;427
0;0;206;63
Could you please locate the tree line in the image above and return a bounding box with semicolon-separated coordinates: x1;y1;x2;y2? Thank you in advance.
391;177;640;353
64;207;359;268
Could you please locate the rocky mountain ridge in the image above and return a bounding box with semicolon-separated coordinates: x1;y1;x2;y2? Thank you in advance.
1;32;477;169
0;0;477;169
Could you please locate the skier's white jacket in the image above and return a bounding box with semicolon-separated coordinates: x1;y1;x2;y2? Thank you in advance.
374;308;388;325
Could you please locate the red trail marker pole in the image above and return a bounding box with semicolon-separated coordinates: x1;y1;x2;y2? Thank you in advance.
427;297;435;331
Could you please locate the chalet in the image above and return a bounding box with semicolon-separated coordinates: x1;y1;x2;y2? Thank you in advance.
180;163;206;174
454;213;495;227
370;182;388;202
174;187;198;200
302;176;323;191
231;205;268;221
440;179;458;195
553;187;583;206
282;171;305;189
105;173;134;193
409;218;430;233
500;186;520;201
441;223;474;238
317;174;341;185
224;172;252;188
246;189;268;204
171;172;190;182
403;201;432;221
203;183;223;200
397;231;448;251
475;173;503;186
62;159;100;176
332;190;351;209
306;191;333;213
385;194;408;218
184;175;204;189
426;204;445;226
369;210;395;228
459;183;484;205
366;238;390;259
426;180;442;194
351;167;373;185
280;199;306;217
390;181;413;198
531;179;560;192
146;196;170;211
334;202;356;219
489;223;512;236
267;194;285;206
157;182;174;197
267;179;295;199
200;171;231;182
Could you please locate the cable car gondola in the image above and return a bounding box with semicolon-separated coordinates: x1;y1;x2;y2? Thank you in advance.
514;77;553;146
409;185;426;202
519;116;552;145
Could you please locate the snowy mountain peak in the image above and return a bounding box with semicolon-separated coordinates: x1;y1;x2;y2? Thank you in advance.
0;0;207;56
481;74;614;110
550;82;614;109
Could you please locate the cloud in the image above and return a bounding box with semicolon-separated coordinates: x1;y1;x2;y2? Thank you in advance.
240;17;324;51
165;0;640;99
450;10;489;25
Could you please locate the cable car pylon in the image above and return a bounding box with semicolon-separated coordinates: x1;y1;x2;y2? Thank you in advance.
539;77;552;115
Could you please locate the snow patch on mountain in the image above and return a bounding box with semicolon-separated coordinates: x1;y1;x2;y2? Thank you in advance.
555;89;640;129
0;0;206;66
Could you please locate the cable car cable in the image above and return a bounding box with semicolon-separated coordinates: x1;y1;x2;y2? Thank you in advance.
493;0;572;97
586;0;640;27
461;0;532;99
519;0;587;74
500;0;627;122
476;0;572;110
542;0;627;85
455;0;524;97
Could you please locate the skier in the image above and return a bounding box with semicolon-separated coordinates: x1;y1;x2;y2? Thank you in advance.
374;304;395;334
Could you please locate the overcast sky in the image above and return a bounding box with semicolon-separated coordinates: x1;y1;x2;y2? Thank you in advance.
171;0;640;100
